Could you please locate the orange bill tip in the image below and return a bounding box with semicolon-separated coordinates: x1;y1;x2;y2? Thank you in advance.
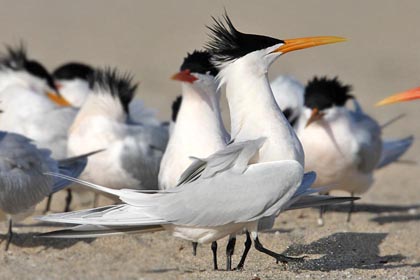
376;87;420;106
47;92;71;107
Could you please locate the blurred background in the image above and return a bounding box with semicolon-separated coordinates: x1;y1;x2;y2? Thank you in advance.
0;0;419;141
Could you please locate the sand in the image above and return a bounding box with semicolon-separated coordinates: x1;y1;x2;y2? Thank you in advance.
0;0;419;279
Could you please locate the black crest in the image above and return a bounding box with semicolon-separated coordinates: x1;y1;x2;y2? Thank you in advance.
180;51;218;76
171;95;182;122
53;62;94;82
0;44;56;90
89;68;137;114
304;76;353;110
205;12;283;64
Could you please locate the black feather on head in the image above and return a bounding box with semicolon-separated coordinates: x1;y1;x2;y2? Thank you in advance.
89;68;137;114
53;62;94;82
205;12;284;65
0;44;56;90
171;95;182;122
304;76;353;110
180;51;218;76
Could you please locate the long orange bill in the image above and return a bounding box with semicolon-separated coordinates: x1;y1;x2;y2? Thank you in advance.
376;87;420;106
47;92;72;107
274;36;346;54
306;108;325;128
171;69;198;84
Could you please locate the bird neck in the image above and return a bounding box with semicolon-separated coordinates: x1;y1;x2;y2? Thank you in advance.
222;61;304;164
173;83;227;142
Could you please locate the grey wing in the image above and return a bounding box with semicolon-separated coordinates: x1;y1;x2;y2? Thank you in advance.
120;125;169;190
0;132;55;214
40;160;304;228
376;136;414;169
156;160;303;227
350;111;383;173
177;137;266;185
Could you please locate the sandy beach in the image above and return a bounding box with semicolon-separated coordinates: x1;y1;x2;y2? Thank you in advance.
0;0;419;279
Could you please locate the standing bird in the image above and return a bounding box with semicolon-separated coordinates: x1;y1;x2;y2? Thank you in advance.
376;86;420;106
0;131;91;250
0;46;77;212
67;68;168;195
294;77;413;224
158;50;229;269
38;13;352;271
53;62;162;127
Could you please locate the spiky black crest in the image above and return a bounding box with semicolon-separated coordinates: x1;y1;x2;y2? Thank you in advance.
180;51;218;76
171;95;182;122
53;62;94;82
0;44;56;90
304;76;353;110
88;68;138;114
205;12;284;64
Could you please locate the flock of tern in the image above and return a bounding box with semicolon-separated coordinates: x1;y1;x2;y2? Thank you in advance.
0;13;416;271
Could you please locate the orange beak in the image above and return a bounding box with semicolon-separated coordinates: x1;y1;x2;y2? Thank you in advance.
376;87;420;106
47;92;71;107
306;108;325;128
274;36;347;54
171;69;198;84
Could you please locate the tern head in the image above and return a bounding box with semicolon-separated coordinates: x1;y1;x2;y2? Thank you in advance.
0;45;70;105
303;76;353;127
88;68;137;115
205;12;346;75
53;62;94;107
171;50;219;90
376;86;420;106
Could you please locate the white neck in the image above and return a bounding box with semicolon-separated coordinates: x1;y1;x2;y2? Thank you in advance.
221;56;304;165
158;80;227;189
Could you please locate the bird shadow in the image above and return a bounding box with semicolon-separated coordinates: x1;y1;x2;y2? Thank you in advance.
282;232;406;271
324;202;420;215
371;214;420;225
0;231;94;250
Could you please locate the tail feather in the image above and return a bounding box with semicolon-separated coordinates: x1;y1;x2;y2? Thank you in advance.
286;195;359;210
38;224;164;238
52;149;105;193
377;136;414;169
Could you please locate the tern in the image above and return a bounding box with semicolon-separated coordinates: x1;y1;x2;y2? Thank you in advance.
67;68;168;196
0;131;93;250
159;50;230;269
294;77;414;223
53;62;162;126
0;46;78;212
38;13;354;271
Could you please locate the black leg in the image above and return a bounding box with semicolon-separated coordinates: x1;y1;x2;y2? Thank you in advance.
5;219;12;251
235;231;252;270
64;189;73;212
347;192;355;222
226;236;236;271
44;194;52;214
318;191;329;226
192;242;198;256
211;241;218;270
254;237;305;264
